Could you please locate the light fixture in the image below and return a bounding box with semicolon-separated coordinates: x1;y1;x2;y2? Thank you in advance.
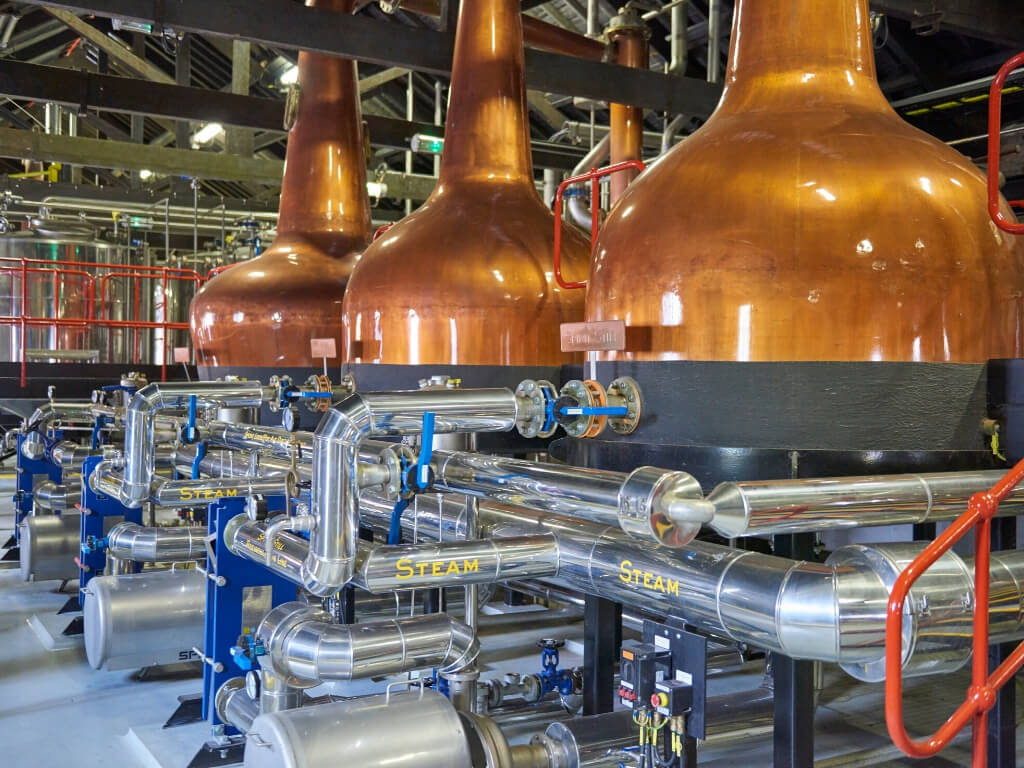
410;133;444;155
279;65;299;86
138;169;153;181
192;122;224;146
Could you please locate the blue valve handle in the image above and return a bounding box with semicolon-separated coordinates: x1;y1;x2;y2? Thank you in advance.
179;394;201;444
388;497;410;546
90;414;111;450
191;441;207;480
100;384;139;393
415;412;435;491
559;405;628;417
387;413;435;544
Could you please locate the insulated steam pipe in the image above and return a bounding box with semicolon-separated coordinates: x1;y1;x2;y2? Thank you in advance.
701;470;1024;537
106;522;206;562
256;601;479;685
355;493;1024;681
302;389;523;595
32;479;81;512
120;381;269;508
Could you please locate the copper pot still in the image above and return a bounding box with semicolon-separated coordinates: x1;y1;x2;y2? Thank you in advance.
588;0;1024;363
341;0;589;366
189;0;372;368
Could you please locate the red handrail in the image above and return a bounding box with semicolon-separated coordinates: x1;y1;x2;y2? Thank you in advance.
0;257;205;386
552;160;647;291
987;52;1024;234
885;459;1024;766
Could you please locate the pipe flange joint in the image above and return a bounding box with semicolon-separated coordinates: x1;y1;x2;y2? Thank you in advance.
605;6;651;40
607;376;643;435
618;467;704;548
515;379;558;439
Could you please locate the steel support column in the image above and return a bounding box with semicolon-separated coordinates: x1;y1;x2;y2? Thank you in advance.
583;595;621;716
771;532;816;768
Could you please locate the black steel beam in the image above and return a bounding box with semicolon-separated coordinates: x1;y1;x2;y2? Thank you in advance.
16;0;722;116
0;61;587;169
872;0;1024;47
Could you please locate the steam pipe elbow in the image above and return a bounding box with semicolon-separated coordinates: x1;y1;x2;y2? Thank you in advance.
439;613;480;674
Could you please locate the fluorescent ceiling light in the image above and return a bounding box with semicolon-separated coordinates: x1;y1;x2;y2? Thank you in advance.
280;65;299;86
192;122;224;146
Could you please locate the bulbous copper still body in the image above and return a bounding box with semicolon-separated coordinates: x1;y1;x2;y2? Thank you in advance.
588;0;1024;363
190;0;371;368
341;0;589;366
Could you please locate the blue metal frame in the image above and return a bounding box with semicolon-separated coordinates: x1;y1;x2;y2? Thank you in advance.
202;495;296;732
77;455;143;606
12;433;64;545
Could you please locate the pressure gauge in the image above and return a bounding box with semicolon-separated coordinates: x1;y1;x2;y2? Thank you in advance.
245;669;261;700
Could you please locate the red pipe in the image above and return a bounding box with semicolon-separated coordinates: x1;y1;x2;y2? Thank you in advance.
553;160;647;290
885;459;1024;764
987;52;1024;234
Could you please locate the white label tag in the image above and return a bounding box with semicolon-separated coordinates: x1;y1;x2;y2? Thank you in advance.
654;635;670;649
173;346;190;363
675;670;693;685
310;338;337;358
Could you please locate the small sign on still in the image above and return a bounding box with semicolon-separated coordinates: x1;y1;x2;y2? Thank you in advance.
310;338;337;359
560;320;626;352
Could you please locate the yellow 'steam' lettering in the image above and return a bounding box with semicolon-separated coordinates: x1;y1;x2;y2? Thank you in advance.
178;487;239;502
394;557;481;580
618;559;679;596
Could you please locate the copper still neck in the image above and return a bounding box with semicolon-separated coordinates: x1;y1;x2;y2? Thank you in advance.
720;0;886;111
438;0;534;187
608;14;649;204
276;0;371;249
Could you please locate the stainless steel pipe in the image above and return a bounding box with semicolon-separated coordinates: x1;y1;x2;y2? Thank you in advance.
256;601;479;686
150;474;295;508
302;389;522;596
120;381;269;508
217;678;260;733
432;450;706;546
33;479;81;512
106;522;206;562
703;470;1024;537
357;534;560;592
357;493;1024;682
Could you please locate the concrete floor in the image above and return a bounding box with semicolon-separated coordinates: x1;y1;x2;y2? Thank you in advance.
1;498;1021;768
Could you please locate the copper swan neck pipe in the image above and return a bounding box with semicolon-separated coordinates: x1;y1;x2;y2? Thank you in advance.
277;0;372;245
720;0;885;110
437;0;534;186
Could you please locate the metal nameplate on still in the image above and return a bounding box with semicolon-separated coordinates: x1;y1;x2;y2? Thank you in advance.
310;338;337;359
560;320;626;352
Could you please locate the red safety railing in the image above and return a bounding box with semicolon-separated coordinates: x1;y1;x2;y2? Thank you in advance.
885;459;1024;766
552;160;647;290
206;263;237;280
0;256;203;387
987;52;1024;234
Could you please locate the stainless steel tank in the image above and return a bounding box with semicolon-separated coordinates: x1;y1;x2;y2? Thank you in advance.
19;512;79;582
0;214;162;365
243;691;473;768
83;568;206;670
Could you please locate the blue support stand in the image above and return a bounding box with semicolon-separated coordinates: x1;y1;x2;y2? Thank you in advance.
5;433;63;555
202;496;295;732
77;455;143;608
